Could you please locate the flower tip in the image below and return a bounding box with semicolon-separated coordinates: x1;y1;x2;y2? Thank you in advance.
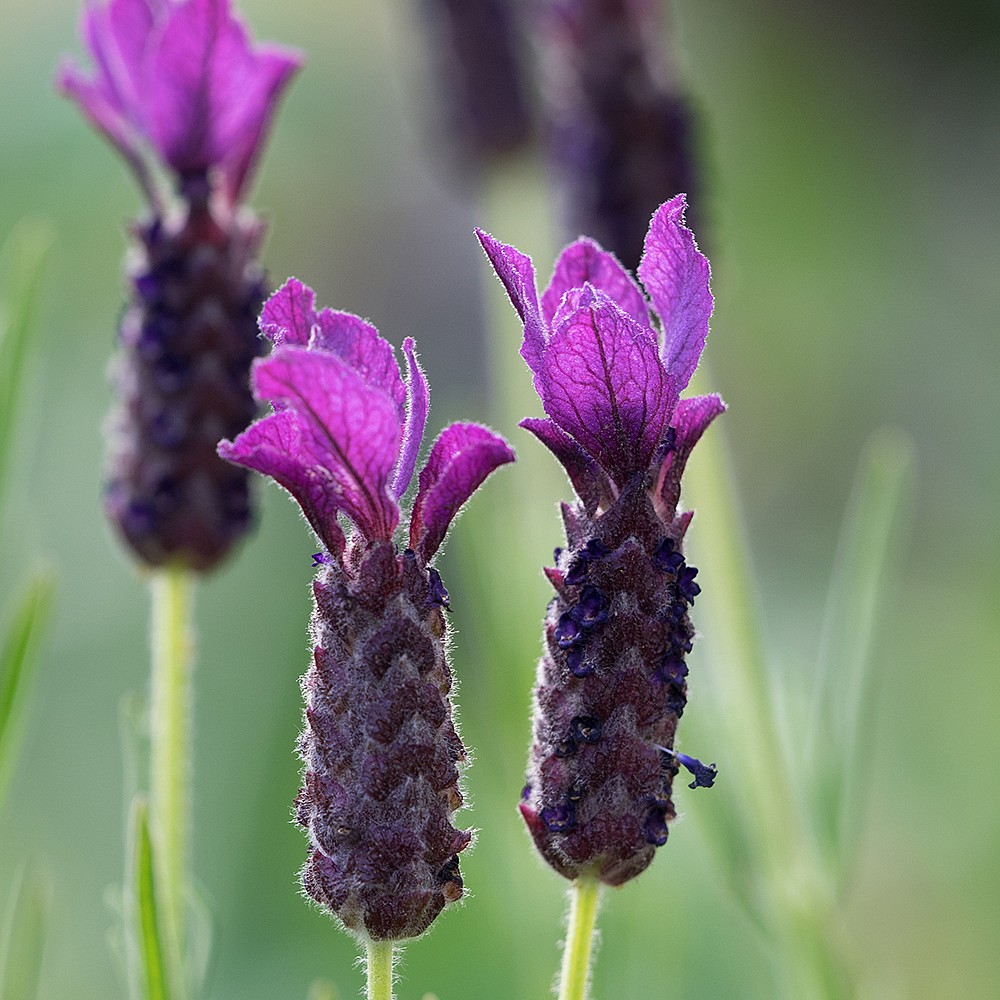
676;752;718;789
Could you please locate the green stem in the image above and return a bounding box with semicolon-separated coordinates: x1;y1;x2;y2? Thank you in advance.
149;565;195;991
558;877;601;1000
365;939;394;1000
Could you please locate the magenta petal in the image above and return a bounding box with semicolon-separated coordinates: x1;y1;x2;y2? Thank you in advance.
476;229;547;373
312;309;406;417
391;338;430;499
148;0;294;175
410;423;515;563
254;347;403;541
58;60;137;163
542;238;650;330
218;409;346;555
260;277;316;346
519;417;611;514
538;288;673;485
220;45;301;200
657;393;726;513
637;195;713;391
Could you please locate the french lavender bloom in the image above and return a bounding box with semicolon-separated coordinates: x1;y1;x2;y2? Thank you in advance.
478;194;721;886
59;0;301;570
218;279;514;940
539;0;699;272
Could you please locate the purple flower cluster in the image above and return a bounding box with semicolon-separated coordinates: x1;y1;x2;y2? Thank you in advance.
480;194;721;885
219;279;514;939
60;0;300;570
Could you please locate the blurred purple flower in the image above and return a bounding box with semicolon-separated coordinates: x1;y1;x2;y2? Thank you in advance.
479;195;723;885
59;0;300;203
220;279;513;939
59;0;301;570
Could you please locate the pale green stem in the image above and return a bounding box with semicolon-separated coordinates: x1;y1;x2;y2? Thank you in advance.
558;877;601;1000
365;939;394;1000
149;565;195;992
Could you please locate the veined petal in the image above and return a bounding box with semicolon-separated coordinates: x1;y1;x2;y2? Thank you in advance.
538;287;673;485
391;338;430;499
542;238;650;330
637;194;713;392
312;308;405;417
260;277;315;346
476;228;547;373
657;393;726;514
519;417;611;514
410;423;515;563
217;409;346;555
58;60;138;164
253;346;403;541
148;0;298;176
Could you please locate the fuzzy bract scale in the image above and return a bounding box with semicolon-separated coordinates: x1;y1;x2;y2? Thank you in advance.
105;198;265;570
297;542;470;940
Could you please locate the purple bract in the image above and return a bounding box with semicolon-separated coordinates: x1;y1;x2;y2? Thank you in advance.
59;0;301;202
219;277;514;559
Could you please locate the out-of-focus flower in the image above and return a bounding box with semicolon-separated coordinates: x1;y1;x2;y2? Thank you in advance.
219;279;514;939
59;0;301;570
538;0;699;271
479;194;721;885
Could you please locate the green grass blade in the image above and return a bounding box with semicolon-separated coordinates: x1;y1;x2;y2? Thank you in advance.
0;220;51;495
0;572;55;808
809;427;914;868
127;796;175;1000
0;867;50;1000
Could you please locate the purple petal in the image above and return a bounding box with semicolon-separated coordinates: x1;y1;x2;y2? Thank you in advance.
410;423;515;563
391;338;430;499
58;60;137;164
537;287;674;484
218;409;346;555
656;393;726;514
253;346;403;541
519;417;611;514
311;309;405;417
542;238;650;330
476;229;547;373
148;0;299;177
637;195;713;391
260;277;316;346
219;45;301;201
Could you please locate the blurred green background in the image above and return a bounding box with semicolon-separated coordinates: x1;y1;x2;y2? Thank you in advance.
1;0;999;997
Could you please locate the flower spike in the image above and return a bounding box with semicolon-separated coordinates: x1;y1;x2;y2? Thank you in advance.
481;196;723;886
220;280;513;940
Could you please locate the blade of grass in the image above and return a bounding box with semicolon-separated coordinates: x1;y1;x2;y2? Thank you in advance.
127;796;176;1000
0;867;50;1000
0;572;55;807
808;427;913;869
0;220;51;496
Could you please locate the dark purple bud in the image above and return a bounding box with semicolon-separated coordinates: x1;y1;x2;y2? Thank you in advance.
569;715;602;745
312;551;332;567
554;737;578;758
554;612;583;649
653;537;686;574
571;585;608;629
658;655;688;685
566;648;592;678
541;800;577;833
427;567;450;608
677;564;701;603
566;779;587;802
644;807;670;847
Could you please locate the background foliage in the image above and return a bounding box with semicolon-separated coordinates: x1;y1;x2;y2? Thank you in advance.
1;0;998;997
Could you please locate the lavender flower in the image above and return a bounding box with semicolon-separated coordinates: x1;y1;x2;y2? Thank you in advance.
218;279;514;940
538;0;699;271
59;0;301;570
479;194;721;885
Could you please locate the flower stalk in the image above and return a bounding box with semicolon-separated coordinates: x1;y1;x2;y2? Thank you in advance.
558;877;601;1000
148;564;195;987
365;939;394;1000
